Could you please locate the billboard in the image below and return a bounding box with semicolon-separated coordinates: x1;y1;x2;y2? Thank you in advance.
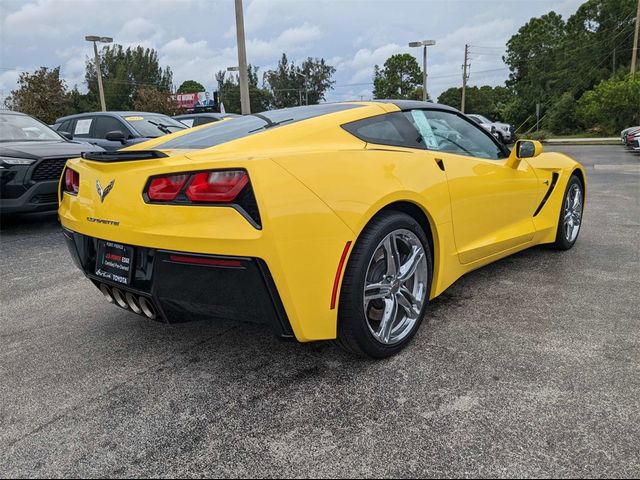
172;91;218;111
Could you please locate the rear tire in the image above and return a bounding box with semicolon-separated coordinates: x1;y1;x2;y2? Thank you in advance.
337;211;432;358
552;174;584;250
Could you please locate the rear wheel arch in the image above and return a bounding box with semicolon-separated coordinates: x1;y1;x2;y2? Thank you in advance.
353;201;439;289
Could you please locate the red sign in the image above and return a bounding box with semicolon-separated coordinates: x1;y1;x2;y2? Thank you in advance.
173;93;199;109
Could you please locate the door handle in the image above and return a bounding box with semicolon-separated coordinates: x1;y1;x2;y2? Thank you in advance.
435;158;445;171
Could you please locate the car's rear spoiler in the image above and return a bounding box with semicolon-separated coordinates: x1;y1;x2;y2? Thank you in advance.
81;150;168;162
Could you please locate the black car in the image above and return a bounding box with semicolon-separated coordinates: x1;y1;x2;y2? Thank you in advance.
53;111;187;151
173;112;240;128
0;111;104;215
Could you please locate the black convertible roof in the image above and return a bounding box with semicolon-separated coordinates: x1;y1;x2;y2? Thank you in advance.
374;99;460;113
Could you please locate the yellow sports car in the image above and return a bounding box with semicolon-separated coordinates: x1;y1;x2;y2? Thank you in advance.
59;100;586;358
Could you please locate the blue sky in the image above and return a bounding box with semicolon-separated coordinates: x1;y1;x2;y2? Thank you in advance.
0;0;585;105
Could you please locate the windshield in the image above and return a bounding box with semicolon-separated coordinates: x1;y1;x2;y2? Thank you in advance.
124;114;187;138
0;113;63;142
156;103;361;150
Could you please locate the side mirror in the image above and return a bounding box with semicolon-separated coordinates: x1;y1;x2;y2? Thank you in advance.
506;140;543;168
59;131;73;140
105;130;127;144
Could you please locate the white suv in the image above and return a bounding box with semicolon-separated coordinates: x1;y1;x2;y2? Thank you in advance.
468;114;513;144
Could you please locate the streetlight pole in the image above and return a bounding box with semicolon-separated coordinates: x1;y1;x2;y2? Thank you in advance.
85;35;112;112
234;0;251;114
631;0;640;76
409;40;436;101
295;72;308;105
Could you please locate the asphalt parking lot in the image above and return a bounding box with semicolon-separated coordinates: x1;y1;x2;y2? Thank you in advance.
1;145;639;478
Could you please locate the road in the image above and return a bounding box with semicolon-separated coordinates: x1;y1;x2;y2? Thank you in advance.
1;145;639;477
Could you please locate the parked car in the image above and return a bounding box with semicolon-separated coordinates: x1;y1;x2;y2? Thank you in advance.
630;131;640;152
467;114;514;144
173;112;240;128
60;100;586;359
53;112;187;151
621;126;640;146
0;110;103;214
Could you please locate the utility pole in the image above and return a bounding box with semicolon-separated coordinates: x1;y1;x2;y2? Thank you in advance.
85;35;112;112
631;0;640;76
461;44;470;113
234;0;250;114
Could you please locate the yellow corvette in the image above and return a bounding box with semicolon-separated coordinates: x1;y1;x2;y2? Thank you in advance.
59;100;586;358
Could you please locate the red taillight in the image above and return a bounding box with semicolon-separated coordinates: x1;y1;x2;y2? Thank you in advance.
64;168;80;194
147;174;189;201
186;170;248;203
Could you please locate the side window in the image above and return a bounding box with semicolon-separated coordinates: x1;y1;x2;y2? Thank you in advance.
73;117;93;138
180;117;195;128
342;112;423;149
59;120;73;133
93;116;128;139
411;110;505;160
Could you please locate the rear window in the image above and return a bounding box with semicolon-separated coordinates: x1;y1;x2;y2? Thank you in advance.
124;114;186;138
156;103;361;150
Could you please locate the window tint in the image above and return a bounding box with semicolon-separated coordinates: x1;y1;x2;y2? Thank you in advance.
156;103;361;149
73;117;93;138
195;117;218;126
342;112;423;149
125;115;186;138
93;116;127;139
410;110;505;160
59;120;73;133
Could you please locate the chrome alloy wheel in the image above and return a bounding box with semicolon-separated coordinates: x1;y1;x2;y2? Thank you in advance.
363;229;428;345
564;183;583;243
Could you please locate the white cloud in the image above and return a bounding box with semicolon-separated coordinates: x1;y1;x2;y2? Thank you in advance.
0;0;592;107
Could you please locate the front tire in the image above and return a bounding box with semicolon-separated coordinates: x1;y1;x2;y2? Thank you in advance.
337;211;432;358
552;174;584;250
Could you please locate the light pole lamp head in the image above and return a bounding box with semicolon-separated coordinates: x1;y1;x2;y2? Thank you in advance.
85;35;113;43
408;40;436;48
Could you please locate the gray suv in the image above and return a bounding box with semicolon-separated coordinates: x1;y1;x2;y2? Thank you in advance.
53;112;186;151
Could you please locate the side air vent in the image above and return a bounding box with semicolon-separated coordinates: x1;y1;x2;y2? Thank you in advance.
533;172;560;217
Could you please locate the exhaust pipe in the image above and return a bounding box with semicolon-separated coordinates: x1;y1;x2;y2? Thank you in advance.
99;284;114;303
138;296;156;320
111;288;128;309
125;292;142;314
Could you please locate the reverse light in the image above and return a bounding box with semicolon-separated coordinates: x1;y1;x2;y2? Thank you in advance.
147;174;189;201
64;168;80;194
186;170;248;203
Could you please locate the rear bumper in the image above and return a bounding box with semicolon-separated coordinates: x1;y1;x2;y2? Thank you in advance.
63;228;295;339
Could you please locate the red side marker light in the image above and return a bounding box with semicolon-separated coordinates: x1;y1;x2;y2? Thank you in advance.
330;241;352;310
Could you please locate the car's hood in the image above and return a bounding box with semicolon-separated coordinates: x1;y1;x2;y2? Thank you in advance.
493;122;511;128
0;140;104;159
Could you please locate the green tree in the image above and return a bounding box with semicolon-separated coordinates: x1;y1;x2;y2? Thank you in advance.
503;0;637;132
133;86;183;115
5;67;71;124
85;44;173;111
437;85;513;120
217;65;271;113
177;80;205;94
545;91;582;134
263;54;336;108
577;75;640;134
373;54;422;99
